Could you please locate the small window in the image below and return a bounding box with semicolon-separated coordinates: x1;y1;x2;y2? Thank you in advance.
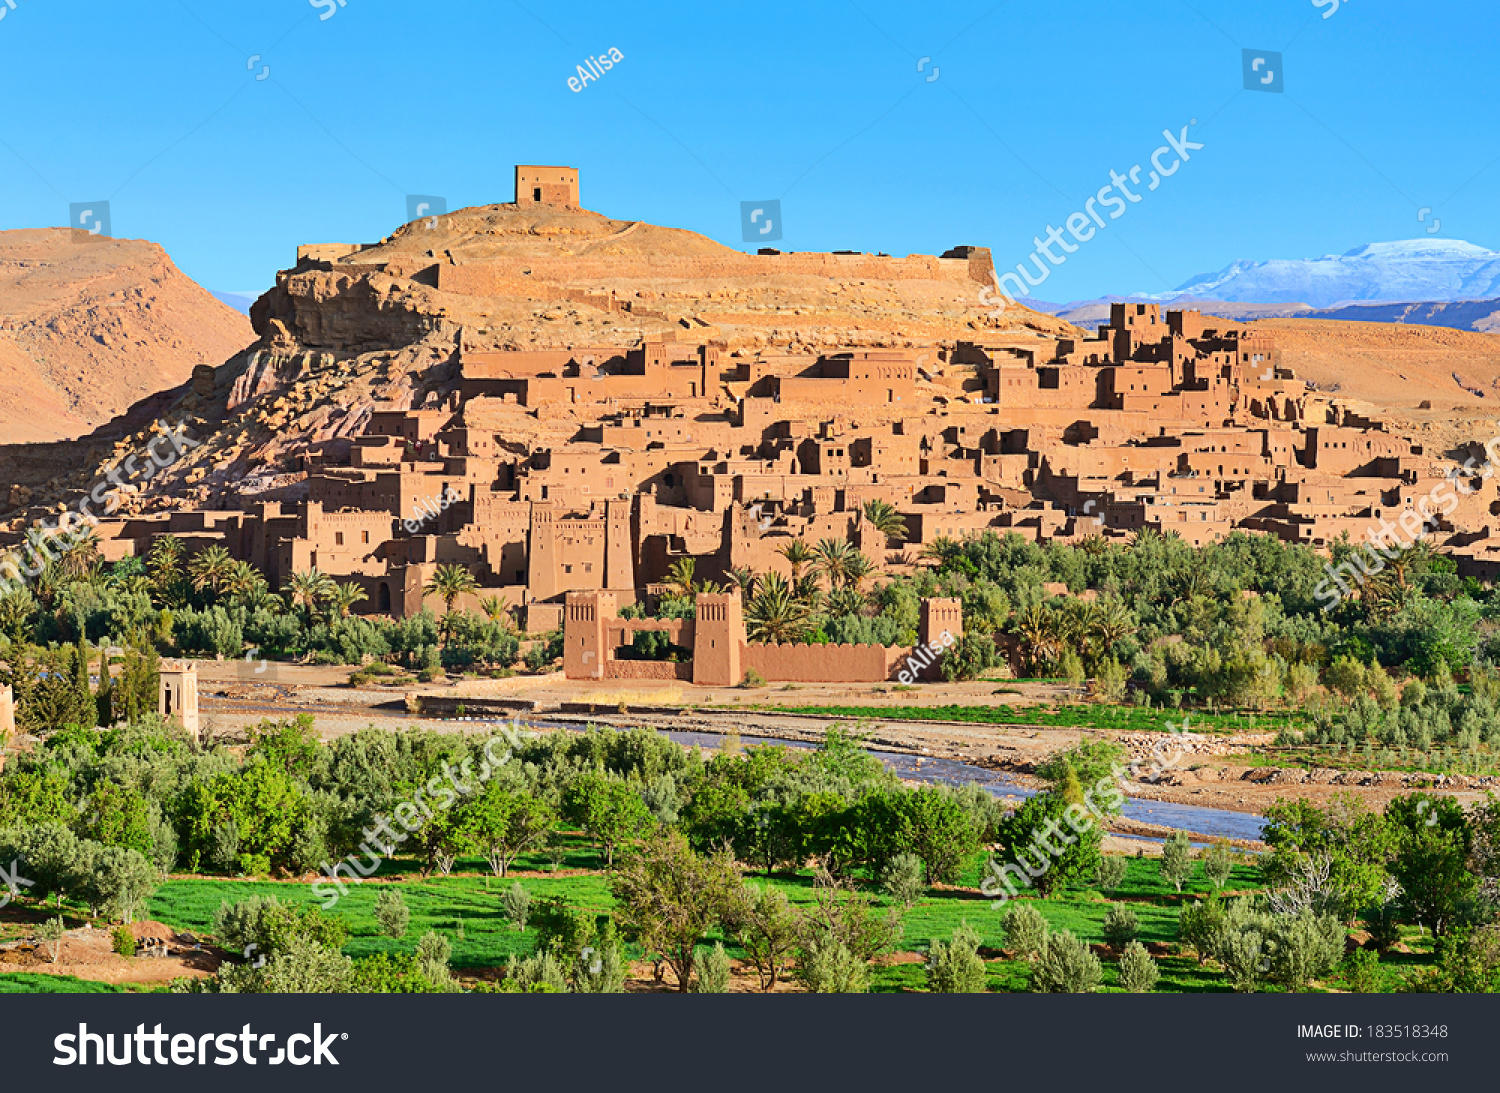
335;532;344;546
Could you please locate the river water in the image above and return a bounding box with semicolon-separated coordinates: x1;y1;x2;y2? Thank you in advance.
209;700;1266;841
658;729;1267;842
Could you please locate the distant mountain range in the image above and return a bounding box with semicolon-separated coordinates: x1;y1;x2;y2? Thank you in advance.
1022;239;1500;333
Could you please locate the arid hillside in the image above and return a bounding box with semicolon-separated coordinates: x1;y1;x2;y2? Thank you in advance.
1248;317;1500;453
0;200;1070;519
0;229;253;442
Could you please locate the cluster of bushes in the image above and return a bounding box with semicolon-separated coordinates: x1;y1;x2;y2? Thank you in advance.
1283;665;1500;771
178;895;461;994
0;824;157;922
0;538;543;681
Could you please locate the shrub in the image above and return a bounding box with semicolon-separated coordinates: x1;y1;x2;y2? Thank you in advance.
573;919;627;994
36;916;66;964
739;670;767;689
693;941;732;993
1160;830;1196;893
1096;855;1128;891
1102;904;1139;952
926;922;988;993
415;930;454;988
1117;940;1159;993
798;935;868;993
505;950;570;993
881;852;925;908
1202;839;1234;890
1033;929;1101;993
1268;908;1346;992
1003;903;1049;962
373;889;410;939
1211;898;1273;993
214;896;348;961
502;883;532;932
1341;949;1381;993
1093;658;1128;702
1178;895;1225;964
1363;899;1403;954
1058;649;1086;687
111;925;137;957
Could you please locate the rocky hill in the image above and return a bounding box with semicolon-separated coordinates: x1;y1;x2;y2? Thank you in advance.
0;229;253;442
0;200;1070;519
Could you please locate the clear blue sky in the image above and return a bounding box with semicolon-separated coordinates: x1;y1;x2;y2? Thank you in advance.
0;0;1493;303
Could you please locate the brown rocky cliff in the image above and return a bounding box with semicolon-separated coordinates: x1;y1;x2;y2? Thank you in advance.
0;228;253;442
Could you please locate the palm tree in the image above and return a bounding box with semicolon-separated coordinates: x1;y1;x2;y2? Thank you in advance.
813;538;855;590
665;557;697;600
146;535;188;608
330;582;369;618
478;594;513;628
1013;603;1062;675
60;527;103;579
826;586;867;619
841;551;874;593
745;572;811;643
1091;597;1135;652
792;574;824;611
862;500;908;547
147;535;185;582
189;545;236;599
918;535;960;567
424;564;479;617
286;568;336;623
1079;533;1110;557
222;559;260;599
777;540;814;581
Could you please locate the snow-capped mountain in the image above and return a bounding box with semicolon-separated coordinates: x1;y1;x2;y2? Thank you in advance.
1171;239;1500;308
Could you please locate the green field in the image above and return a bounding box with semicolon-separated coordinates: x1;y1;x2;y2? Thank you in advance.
1;839;1433;994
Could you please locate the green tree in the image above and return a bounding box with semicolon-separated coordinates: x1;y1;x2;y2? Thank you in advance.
727;884;802;992
1386;793;1475;937
893;786;981;885
457;782;557;880
1203;839;1235;890
563;773;652;867
991;792;1101;898
1262;795;1394;919
609;831;744;993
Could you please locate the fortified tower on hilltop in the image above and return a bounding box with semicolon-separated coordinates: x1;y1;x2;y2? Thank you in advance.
515;166;580;208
